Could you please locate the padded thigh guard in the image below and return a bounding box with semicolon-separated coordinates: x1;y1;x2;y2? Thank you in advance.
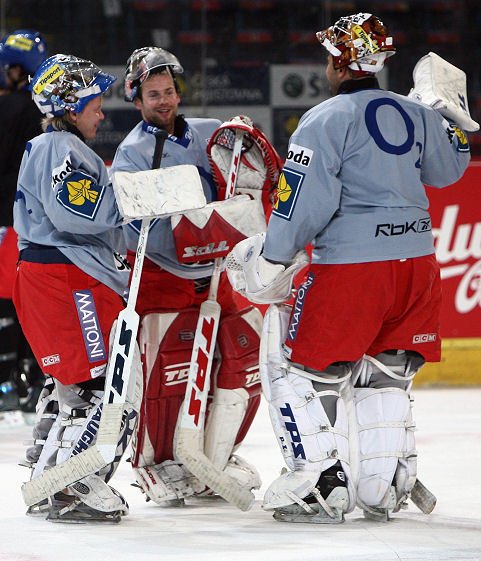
133;308;202;467
353;354;419;512
261;304;355;512
204;306;263;470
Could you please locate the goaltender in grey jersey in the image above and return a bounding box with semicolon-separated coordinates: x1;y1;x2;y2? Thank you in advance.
112;117;220;279
264;86;470;266
15;128;128;295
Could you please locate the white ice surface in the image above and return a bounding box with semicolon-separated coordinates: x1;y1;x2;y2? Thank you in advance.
1;388;481;561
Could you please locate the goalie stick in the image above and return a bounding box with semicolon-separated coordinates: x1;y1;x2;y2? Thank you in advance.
22;130;168;507
175;126;255;512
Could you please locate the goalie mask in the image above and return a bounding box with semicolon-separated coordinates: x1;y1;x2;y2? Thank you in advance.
316;13;395;74
31;54;115;117
124;46;184;102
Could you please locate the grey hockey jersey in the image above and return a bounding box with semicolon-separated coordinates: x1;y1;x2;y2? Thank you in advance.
111;117;220;279
264;81;471;265
14;128;129;295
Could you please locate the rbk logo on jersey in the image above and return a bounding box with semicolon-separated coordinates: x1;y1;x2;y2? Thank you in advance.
286;143;313;167
273;168;305;221
56;171;105;220
375;217;432;237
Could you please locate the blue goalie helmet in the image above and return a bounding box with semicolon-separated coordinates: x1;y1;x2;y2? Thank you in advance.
31;54;116;117
0;29;48;76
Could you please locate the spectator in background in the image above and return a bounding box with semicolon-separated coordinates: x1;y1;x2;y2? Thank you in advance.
0;30;48;422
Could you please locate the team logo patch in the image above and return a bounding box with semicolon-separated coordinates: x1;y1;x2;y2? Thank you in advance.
73;290;107;363
273;168;305;220
287;272;314;340
286;143;313;167
454;127;469;152
56;171;105;220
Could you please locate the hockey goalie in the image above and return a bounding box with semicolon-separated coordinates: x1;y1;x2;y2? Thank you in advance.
226;12;474;524
111;48;284;510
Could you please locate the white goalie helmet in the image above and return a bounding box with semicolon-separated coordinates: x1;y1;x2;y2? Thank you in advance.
124;46;184;102
316;13;396;74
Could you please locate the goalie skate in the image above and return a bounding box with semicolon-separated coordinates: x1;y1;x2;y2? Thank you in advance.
46;492;125;524
270;464;349;525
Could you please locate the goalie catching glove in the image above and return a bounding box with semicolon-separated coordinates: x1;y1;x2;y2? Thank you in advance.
226;233;309;304
208;115;284;216
408;51;479;132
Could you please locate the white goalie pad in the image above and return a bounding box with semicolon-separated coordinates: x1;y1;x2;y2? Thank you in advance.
112;164;207;221
171;194;266;263
354;387;417;510
260;304;355;513
409;51;479;132
225;233;309;304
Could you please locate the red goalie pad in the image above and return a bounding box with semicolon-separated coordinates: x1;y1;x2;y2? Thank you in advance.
207;115;284;217
132;305;263;468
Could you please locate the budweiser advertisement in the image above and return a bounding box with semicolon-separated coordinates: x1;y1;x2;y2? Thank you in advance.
422;161;481;385
429;161;481;338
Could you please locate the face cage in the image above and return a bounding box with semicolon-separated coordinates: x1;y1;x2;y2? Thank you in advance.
45;60;103;106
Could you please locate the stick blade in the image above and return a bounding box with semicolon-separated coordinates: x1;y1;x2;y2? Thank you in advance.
410;478;437;514
176;428;255;512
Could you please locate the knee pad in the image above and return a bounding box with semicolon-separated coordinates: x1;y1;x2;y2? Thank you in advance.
134;308;202;467
260;304;355;513
353;353;419;513
204;306;263;471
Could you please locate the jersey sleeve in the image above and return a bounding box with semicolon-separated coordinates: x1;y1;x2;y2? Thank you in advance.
264;107;344;263
420;110;471;187
44;135;123;235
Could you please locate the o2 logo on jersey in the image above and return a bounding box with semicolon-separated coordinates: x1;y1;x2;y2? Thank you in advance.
364;97;429;167
56;171;105;220
273;168;305;221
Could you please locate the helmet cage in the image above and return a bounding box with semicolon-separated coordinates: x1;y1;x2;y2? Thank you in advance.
124;46;183;102
317;13;395;73
31;55;115;116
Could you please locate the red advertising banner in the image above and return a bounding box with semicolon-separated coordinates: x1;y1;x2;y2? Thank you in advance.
428;161;481;338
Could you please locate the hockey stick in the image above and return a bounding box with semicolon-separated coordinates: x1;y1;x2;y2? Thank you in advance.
22;130;168;507
175;128;255;511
